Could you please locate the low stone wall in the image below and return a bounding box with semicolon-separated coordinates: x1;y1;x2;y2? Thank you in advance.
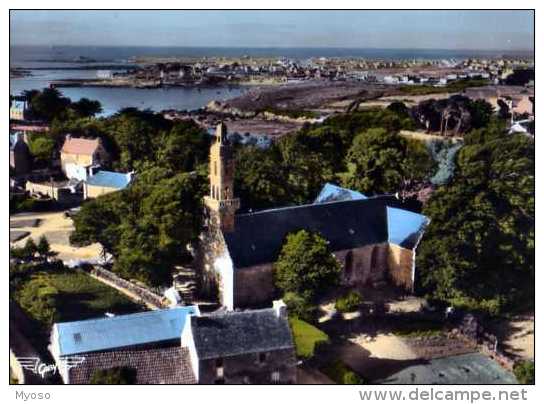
90;266;166;309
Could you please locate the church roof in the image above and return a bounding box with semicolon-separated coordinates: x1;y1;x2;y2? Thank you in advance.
224;196;402;269
386;207;429;250
190;308;294;360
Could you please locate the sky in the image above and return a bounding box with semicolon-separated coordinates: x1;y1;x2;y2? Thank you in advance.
10;10;534;50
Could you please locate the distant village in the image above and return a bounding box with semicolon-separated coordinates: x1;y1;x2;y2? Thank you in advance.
44;56;535;89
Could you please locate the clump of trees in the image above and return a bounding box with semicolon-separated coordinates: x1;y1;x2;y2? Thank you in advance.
342;128;434;195
412;95;494;136
274;230;341;321
417;120;534;315
71;169;205;286
234;107;432;211
10;236;58;263
20;88;103;122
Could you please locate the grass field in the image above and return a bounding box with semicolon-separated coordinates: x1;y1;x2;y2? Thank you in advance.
399;79;489;96
12;266;143;329
289;317;329;359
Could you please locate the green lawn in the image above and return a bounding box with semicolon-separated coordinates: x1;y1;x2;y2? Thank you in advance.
321;360;364;384
289;317;329;359
12;267;143;329
399;79;489;96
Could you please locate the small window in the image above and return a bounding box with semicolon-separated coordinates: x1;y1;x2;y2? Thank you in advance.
258;352;267;364
73;333;82;344
214;161;217;176
271;371;280;384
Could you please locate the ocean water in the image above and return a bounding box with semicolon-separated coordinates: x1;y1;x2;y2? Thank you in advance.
10;46;250;116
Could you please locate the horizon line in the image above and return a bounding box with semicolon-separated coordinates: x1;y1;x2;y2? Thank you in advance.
10;44;535;53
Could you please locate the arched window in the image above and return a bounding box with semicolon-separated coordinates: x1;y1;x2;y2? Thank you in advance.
345;251;353;280
370;246;379;272
214;161;217;176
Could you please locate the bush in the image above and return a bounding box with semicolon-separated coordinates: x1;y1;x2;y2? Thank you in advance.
90;367;137;384
335;291;363;313
321;360;364;384
514;361;534;384
283;292;317;323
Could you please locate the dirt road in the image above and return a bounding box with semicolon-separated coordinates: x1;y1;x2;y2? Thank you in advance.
10;211;102;262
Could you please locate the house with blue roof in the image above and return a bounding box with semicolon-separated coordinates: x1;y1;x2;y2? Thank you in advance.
50;306;199;384
83;170;133;199
197;124;430;310
49;301;298;384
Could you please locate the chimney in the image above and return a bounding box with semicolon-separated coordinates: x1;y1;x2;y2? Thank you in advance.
273;299;287;319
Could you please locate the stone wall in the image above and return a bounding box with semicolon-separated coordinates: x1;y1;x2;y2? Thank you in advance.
334;243;389;287
234;263;276;308
197;348;297;384
84;184;118;199
195;218;229;304
90;266;165;309
387;244;415;291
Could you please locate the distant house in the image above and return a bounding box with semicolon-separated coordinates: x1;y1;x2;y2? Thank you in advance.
182;300;296;384
50;306;200;384
60;136;109;181
84;170;133;199
9;132;31;175
25;179;80;202
10;98;28;121
50;301;296;384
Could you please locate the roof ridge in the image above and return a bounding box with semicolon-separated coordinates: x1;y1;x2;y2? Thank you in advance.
236;194;394;218
55;306;196;327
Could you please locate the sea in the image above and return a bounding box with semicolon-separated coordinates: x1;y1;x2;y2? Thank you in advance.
10;45;534;116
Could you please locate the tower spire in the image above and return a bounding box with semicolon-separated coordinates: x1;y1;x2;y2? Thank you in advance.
203;122;240;232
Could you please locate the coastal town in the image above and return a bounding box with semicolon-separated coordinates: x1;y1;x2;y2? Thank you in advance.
8;10;534;391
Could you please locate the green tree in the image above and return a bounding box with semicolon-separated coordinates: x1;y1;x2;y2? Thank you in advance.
36;235;57;262
70;191;124;255
23;238;38;261
16;274;59;326
70;98;103;118
156;120;210;172
417;121;534;314
28;88;71;121
274;230;341;302
343;128;407;195
514;361;534;384
27;135;55;165
235;145;290;211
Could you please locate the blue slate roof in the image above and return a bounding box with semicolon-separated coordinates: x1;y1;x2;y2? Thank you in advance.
54;306;199;356
387;207;430;250
86;170;132;189
314;183;367;204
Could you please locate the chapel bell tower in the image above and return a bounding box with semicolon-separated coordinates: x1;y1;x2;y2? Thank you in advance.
203;122;240;232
